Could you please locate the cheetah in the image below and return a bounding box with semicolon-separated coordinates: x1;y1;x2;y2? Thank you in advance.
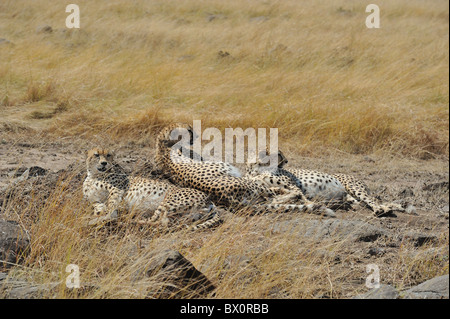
82;147;223;230
154;123;336;217
246;149;416;217
246;150;348;209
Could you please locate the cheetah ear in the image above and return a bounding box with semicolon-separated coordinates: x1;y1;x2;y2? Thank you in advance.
187;125;199;146
277;150;288;168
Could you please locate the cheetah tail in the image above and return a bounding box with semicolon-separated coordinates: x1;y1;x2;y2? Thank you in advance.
190;208;224;231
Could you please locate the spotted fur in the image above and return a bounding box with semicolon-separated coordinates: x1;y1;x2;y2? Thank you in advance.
83;148;222;230
246;149;413;216
154;123;336;217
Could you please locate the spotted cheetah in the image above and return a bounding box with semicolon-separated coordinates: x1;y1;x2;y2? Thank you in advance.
154;123;336;217
82;148;223;230
246;149;416;217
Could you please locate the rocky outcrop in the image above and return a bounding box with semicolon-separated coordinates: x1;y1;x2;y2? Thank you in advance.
402;275;449;299
271;218;389;242
132;249;215;298
0;220;30;270
353;284;399;299
353;275;449;299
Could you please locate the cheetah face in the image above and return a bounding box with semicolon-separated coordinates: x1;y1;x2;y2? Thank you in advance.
86;147;115;176
246;149;288;174
276;150;288;168
157;123;198;148
259;149;288;168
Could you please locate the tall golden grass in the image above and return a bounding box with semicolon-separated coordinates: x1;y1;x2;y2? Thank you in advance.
0;0;448;158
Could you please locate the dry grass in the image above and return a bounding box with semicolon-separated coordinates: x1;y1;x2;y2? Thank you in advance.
0;0;448;158
1;165;448;299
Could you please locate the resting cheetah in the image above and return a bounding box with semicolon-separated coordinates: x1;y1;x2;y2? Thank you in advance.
246;149;415;217
154;123;335;217
82;148;222;230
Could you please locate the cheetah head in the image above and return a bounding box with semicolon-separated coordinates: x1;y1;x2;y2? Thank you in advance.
246;148;288;174
156;123;198;148
86;147;115;177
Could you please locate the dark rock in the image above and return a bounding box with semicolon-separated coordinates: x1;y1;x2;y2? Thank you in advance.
134;249;215;298
0;220;31;270
398;188;414;198
368;247;385;256
9;166;48;178
0;274;59;299
422;182;449;192
402;275;449;299
271;218;390;243
353;285;399;299
402;231;438;247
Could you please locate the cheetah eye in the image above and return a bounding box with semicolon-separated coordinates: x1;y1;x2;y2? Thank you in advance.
106;154;112;158
94;153;100;158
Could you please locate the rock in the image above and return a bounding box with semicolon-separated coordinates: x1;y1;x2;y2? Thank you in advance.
36;25;53;33
0;274;59;299
353;285;399;299
0;220;31;270
402;231;438;247
422;182;449;192
398;188;414;198
271;218;390;243
133;249;215;298
8;166;48;178
368;247;385;256
402;275;449;299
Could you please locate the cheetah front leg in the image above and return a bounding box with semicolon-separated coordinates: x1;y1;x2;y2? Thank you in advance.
88;187;123;226
104;187;124;217
87;202;120;226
